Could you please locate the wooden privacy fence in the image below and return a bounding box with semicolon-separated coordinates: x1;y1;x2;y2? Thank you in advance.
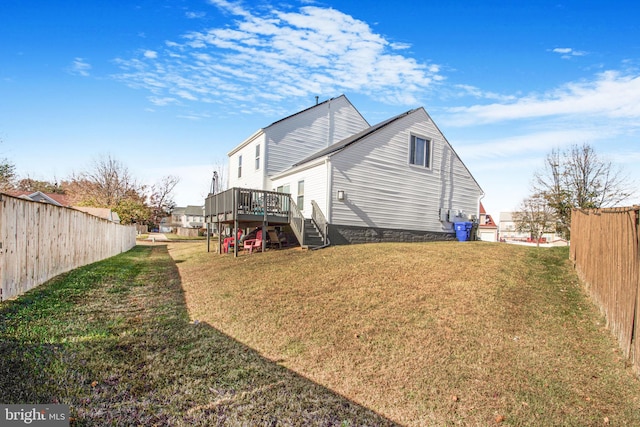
0;194;137;301
570;206;640;373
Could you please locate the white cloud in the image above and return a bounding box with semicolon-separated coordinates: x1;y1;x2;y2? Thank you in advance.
453;84;517;102
551;47;587;59
186;11;206;19
149;96;178;106
113;2;441;111
443;70;640;126
68;57;92;77
455;129;603;160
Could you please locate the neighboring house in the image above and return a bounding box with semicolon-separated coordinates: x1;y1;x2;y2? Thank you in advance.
172;206;205;229
7;191;122;223
73;206;121;224
498;211;562;243
158;216;172;233
9;191;71;207
478;202;498;242
208;95;484;247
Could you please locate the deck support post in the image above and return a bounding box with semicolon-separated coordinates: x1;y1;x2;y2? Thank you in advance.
206;222;210;252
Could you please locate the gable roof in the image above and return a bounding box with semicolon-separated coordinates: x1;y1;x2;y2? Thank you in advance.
292;108;420;167
266;95;346;129
479;203;497;228
7;191;71;207
228;95;367;156
184;205;204;216
286;105;483;196
73;206;121;223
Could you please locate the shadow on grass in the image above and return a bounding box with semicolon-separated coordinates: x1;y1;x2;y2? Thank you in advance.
0;245;398;426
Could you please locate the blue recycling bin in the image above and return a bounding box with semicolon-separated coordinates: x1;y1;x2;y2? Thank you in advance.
455;222;473;241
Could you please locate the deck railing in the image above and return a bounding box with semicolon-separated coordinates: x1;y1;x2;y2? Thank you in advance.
205;188;331;250
289;199;305;246
311;200;329;245
205;188;290;220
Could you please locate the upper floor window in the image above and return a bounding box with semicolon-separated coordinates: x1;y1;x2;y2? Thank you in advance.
255;144;261;170
409;135;431;168
238;155;243;178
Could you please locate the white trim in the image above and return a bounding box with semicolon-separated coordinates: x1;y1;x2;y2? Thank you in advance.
227;129;264;156
270;157;327;180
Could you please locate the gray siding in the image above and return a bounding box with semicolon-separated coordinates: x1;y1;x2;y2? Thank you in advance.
265;96;368;177
329;108;482;233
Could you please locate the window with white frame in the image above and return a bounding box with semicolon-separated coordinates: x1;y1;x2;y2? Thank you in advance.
255;144;260;170
238;155;243;178
276;184;290;194
297;180;304;209
409;135;431;168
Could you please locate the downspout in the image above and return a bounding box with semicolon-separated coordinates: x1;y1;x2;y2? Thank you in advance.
476;193;485;241
325;157;332;239
262;137;268;190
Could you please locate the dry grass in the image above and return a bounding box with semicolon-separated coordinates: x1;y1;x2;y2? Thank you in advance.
171;241;640;426
0;245;394;426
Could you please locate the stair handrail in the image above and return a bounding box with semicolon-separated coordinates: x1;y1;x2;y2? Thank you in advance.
288;197;305;247
311;200;330;245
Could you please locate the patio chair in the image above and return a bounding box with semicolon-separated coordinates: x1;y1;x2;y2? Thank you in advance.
243;230;263;254
267;230;282;249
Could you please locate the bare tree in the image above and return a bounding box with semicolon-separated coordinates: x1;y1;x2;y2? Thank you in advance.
534;143;634;238
513;193;557;247
66;155;144;205
64;154;150;224
149;175;180;228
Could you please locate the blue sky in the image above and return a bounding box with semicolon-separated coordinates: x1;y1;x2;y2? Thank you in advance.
1;0;639;215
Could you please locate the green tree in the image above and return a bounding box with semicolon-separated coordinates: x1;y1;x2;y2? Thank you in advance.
0;158;16;192
113;197;151;225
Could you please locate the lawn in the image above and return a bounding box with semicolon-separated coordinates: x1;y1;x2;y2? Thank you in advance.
172;242;640;426
0;245;393;426
1;241;640;426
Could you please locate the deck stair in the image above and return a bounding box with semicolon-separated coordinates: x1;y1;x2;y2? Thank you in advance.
302;219;325;249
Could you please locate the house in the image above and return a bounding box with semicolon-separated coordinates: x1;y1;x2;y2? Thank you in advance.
498;211;563;244
172;206;205;229
477;202;498;242
73;206;121;223
206;95;484;250
7;191;122;223
9;191;71;207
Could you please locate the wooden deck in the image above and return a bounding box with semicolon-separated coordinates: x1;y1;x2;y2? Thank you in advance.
204;188;292;255
205;187;328;255
205;188;291;226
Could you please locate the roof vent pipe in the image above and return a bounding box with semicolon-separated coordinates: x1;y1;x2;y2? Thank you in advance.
315;96;319;105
